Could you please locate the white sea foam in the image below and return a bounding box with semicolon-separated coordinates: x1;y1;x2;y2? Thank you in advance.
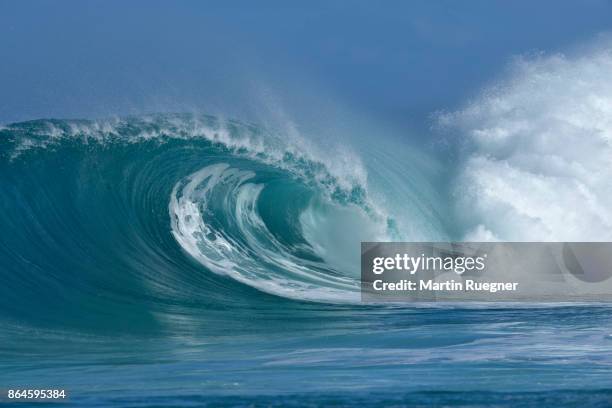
169;164;361;302
441;40;612;241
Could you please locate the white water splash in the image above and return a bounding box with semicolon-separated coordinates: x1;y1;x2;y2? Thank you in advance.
442;40;612;241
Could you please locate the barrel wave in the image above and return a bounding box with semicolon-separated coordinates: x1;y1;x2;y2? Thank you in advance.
0;113;408;333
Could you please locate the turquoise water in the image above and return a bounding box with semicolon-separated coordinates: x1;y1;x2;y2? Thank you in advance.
1;114;612;407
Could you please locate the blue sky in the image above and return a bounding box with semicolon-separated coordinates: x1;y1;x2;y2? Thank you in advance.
1;0;612;125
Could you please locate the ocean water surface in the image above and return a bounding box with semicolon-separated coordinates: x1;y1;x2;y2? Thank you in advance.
3;43;612;406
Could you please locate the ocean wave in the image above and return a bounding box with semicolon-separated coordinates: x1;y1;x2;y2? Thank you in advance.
7;38;610;316
0;114;404;316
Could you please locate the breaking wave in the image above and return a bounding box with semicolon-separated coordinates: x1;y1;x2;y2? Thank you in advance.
440;40;612;241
